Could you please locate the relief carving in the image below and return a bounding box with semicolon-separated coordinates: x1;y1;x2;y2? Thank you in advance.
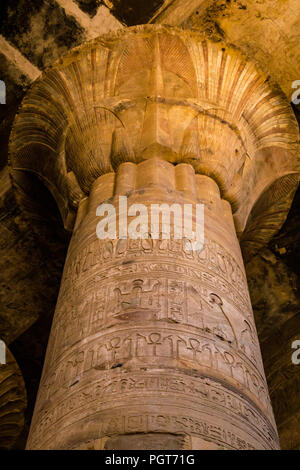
20;26;294;449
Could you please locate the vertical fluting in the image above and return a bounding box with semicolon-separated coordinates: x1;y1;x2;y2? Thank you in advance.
26;159;279;450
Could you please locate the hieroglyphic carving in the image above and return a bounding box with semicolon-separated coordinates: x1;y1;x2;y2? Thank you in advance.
26;171;278;450
13;25;295;450
27;181;279;449
50;266;261;377
109;279;162;316
63;237;250;305
31;371;277;444
38;324;271;413
29;392;278;450
58;237;253;348
31;409;265;450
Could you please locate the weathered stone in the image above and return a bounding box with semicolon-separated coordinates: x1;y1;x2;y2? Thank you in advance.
8;25;299;450
25;160;279;449
0;2;297;450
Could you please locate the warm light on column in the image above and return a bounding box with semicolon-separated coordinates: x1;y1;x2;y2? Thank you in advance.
8;25;299;450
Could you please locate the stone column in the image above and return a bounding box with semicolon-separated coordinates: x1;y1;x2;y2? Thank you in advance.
9;26;299;450
24;158;278;450
0;348;27;449
261;315;300;449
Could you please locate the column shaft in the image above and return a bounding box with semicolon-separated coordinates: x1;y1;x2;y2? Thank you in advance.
26;159;279;450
